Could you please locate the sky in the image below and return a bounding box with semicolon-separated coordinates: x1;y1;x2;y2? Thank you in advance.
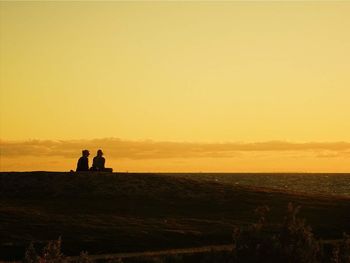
1;2;349;172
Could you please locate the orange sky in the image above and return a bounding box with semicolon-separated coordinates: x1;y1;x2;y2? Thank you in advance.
1;2;349;172
1;139;349;172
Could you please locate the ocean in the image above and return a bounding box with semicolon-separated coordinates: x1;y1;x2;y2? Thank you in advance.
168;173;350;196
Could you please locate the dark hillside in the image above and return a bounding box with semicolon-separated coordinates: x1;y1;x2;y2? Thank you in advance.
0;172;349;260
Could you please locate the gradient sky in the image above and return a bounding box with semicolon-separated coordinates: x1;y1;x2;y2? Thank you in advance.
1;2;349;172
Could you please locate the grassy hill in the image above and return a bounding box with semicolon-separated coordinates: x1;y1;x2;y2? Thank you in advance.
0;172;349;260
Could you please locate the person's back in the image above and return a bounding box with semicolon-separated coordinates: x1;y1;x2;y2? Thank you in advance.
92;156;105;171
92;149;105;171
76;150;90;171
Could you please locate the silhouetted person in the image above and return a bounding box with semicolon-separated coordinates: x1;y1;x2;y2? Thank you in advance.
76;150;90;171
91;149;105;171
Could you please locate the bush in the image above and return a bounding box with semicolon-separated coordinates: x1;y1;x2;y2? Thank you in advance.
24;242;39;263
276;203;321;263
232;203;322;263
331;233;350;263
41;237;67;263
24;237;93;263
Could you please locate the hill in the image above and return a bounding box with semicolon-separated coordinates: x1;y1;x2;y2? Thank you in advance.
0;172;349;260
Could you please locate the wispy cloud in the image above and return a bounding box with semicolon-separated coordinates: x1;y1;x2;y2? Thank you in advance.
1;138;350;160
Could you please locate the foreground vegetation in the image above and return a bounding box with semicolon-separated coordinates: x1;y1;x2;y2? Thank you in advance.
23;204;350;262
1;172;350;262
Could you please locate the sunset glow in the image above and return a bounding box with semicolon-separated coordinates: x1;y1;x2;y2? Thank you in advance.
1;2;349;172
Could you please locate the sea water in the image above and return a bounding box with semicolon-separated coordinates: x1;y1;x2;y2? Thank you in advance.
171;173;350;196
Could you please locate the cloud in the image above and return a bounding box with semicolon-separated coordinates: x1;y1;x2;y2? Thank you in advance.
1;138;350;160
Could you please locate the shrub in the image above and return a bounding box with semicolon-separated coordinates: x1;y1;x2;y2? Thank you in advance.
24;242;39;263
41;237;67;263
232;203;322;263
331;233;350;263
232;205;275;262
275;203;321;263
24;237;93;263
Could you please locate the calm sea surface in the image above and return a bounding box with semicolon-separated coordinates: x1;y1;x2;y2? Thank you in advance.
169;173;350;196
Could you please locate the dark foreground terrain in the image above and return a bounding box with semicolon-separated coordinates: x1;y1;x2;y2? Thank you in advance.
0;172;349;261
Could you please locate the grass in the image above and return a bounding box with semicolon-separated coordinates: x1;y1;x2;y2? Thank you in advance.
0;172;349;261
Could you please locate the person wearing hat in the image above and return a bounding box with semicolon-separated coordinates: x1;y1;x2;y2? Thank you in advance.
76;150;90;171
91;149;105;171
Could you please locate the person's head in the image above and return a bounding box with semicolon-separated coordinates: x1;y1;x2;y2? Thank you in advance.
97;149;103;157
82;150;90;157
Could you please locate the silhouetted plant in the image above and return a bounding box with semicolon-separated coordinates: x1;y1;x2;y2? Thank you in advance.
232;203;321;263
232;205;275;262
24;242;39;263
275;203;321;263
24;237;73;263
41;237;67;263
331;233;350;263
